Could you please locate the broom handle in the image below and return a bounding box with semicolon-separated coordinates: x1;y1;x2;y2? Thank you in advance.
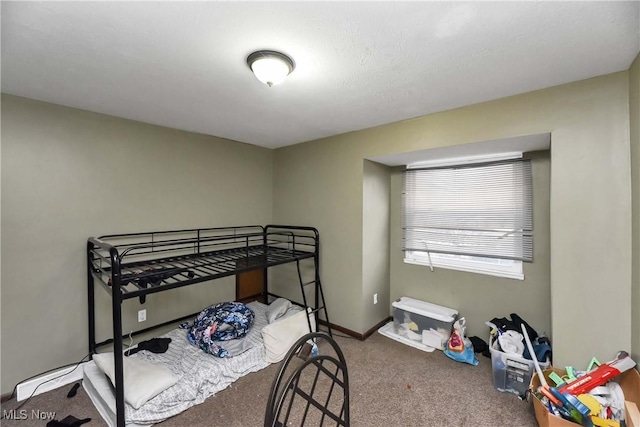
522;324;547;387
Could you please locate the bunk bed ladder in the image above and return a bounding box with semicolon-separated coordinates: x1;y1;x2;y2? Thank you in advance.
295;258;332;336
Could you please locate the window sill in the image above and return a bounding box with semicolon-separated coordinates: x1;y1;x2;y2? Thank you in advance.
403;257;524;280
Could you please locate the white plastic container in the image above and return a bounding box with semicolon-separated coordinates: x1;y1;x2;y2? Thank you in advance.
489;334;550;396
392;297;458;350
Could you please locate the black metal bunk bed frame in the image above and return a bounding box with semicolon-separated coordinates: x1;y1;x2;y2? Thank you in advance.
87;225;331;427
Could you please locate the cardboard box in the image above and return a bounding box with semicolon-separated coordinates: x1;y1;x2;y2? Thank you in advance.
531;367;640;427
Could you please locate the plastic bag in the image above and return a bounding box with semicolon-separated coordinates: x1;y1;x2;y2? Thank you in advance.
444;317;479;366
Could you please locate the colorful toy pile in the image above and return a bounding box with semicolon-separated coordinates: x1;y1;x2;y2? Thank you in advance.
527;320;636;427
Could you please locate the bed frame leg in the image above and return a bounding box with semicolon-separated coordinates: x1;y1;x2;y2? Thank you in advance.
87;241;96;356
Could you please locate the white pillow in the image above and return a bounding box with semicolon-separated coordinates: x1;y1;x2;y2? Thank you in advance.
261;308;315;363
92;352;179;409
265;298;292;324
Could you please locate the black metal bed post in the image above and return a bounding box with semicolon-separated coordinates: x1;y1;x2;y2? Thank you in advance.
109;246;126;427
262;226;269;303
87;240;96;356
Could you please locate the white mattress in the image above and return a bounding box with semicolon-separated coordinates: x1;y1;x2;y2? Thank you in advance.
83;301;271;426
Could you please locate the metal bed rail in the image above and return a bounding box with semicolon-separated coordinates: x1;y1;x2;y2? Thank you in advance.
87;224;325;427
88;226;319;299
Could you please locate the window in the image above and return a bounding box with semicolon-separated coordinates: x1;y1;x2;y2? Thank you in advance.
402;156;533;280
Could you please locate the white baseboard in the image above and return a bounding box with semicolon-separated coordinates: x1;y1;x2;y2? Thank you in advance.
16;362;88;401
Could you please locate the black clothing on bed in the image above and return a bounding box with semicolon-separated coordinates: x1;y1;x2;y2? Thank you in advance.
125;337;172;356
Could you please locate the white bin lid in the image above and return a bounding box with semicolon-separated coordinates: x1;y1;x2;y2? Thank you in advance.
392;297;458;323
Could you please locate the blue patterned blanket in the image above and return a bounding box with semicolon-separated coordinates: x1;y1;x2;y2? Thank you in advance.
181;301;255;357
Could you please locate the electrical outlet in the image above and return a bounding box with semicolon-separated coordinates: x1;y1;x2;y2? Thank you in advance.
373;293;378;305
138;309;147;322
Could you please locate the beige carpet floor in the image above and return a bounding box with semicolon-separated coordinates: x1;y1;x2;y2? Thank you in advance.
1;331;538;426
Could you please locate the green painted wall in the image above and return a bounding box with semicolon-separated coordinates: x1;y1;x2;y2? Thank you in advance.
362;160;390;332
1;65;635;394
0;95;273;393
273;72;632;367
390;152;550;342
630;53;640;365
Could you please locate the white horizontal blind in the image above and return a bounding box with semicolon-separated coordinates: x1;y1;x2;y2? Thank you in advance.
402;159;533;262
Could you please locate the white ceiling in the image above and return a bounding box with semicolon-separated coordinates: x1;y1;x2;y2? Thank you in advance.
2;2;639;149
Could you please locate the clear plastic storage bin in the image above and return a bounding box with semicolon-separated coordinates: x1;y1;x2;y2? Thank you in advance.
489;334;550;396
392;297;458;350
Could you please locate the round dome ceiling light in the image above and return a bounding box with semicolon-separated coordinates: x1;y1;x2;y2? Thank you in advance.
247;50;295;87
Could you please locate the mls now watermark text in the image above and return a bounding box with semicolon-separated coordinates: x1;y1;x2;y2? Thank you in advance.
2;409;56;421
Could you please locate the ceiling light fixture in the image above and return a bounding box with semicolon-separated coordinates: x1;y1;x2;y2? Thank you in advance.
247;50;295;87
